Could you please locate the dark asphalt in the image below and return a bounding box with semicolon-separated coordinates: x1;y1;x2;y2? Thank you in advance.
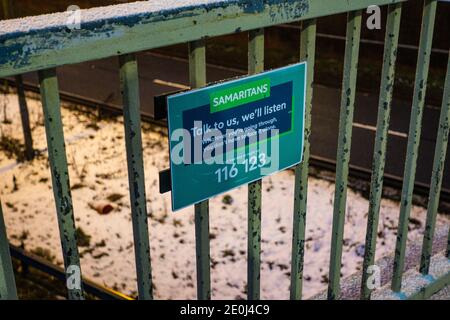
15;51;450;193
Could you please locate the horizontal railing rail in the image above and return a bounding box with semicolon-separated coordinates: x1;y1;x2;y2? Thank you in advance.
0;0;406;77
0;0;449;301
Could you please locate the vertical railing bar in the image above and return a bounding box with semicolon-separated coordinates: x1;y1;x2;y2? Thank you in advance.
0;201;17;300
419;51;450;274
327;10;362;300
360;3;402;300
189;40;211;300
391;0;437;293
38;68;84;300
247;28;264;301
118;53;153;300
15;75;34;160
290;19;316;300
1;0;11;20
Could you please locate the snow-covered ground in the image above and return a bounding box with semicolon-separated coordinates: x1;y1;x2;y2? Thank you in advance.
0;92;448;299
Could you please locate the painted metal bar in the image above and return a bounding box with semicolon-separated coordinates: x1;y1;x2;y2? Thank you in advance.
372;252;450;300
419;51;450;275
290;18;316;300
247;28;264;301
407;269;450;300
118;53;153;300
15;75;34;160
0;0;406;78
327;10;362;300
0;202;17;300
391;0;437;293
360;3;402;300
3;0;33;162
189;40;211;300
38;68;84;300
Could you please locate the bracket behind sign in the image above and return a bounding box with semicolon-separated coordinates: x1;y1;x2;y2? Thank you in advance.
153;89;187;120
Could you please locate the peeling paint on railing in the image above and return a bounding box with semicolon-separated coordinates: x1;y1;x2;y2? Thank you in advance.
0;0;406;78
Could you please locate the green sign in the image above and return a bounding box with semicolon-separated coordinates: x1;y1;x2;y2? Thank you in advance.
167;62;307;211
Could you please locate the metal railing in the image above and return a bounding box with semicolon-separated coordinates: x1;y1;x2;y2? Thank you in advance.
0;0;449;300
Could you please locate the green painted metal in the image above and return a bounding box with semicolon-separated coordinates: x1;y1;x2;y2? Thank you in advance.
15;75;34;160
38;68;84;300
360;3;402;300
419;52;450;275
391;0;437;293
189;40;211;300
247;28;264;301
290;18;316;301
194;201;211;300
0;202;17;300
0;0;407;78
372;253;450;300
248;28;264;76
118;54;153;300
327;10;362;300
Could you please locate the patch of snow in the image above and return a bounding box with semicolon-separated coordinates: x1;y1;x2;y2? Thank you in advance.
0;92;448;299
